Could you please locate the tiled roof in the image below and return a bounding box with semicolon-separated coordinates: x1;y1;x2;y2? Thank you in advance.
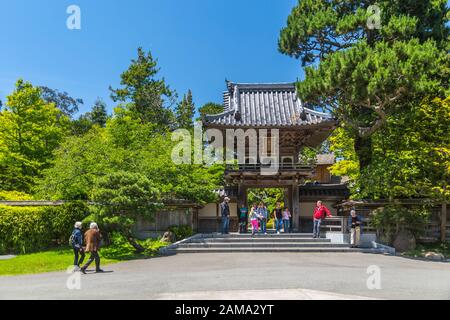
204;81;335;127
316;154;335;165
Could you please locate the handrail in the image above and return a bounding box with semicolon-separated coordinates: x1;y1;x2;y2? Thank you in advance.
225;163;314;171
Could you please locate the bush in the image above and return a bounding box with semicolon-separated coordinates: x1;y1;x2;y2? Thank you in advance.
0;191;33;201
0;202;90;254
101;232;169;259
370;205;430;245
168;225;194;241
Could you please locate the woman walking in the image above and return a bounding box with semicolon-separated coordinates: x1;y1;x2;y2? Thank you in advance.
71;222;85;269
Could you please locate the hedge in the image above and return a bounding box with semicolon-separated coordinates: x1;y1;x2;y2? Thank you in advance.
0;202;90;254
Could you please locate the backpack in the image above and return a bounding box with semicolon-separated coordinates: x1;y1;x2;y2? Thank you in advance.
69;230;77;246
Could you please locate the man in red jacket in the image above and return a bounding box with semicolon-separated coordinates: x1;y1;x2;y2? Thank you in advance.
312;200;332;238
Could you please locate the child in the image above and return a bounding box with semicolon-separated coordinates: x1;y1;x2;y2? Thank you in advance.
250;204;260;236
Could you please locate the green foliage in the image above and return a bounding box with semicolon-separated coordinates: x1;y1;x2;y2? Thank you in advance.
370;205;431;245
168;225;194;241
279;0;449;171
0;202;89;254
109;47;176;127
247;188;285;218
39;86;83;117
198;102;224;120
0;191;33;201
175;90;195;129
91;171;163;234
101;232;169;260
0;80;70;193
404;242;450;259
71;98;109;135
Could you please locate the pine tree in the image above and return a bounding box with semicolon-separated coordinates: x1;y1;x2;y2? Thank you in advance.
176;90;195;129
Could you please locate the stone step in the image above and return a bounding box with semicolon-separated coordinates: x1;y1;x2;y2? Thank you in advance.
166;247;374;254
178;242;348;248
188;237;331;243
199;233;316;239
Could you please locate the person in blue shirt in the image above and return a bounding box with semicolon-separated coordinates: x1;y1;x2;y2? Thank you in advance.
347;210;363;248
71;221;85;269
257;202;268;234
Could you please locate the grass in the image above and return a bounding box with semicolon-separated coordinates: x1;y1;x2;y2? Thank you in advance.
0;247;120;276
0;238;169;276
403;242;450;259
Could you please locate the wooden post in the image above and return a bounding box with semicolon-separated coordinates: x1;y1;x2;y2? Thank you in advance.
292;184;300;231
441;202;447;242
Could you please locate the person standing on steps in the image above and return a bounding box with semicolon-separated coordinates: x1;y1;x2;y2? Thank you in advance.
348;209;363;248
274;202;283;234
239;204;249;234
312;200;333;238
80;222;103;274
220;197;231;235
257;202;268;235
282;208;291;233
250;203;259;236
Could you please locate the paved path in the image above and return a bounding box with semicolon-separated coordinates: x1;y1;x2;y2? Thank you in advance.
0;255;16;261
0;253;449;300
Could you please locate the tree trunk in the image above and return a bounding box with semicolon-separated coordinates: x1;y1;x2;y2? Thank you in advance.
126;234;145;253
354;135;373;170
441;202;447;243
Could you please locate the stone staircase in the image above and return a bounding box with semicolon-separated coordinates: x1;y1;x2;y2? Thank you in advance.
161;232;384;254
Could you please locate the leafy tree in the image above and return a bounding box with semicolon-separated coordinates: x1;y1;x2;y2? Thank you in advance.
89;98;108;127
70;98;109;135
110;47;176;127
37;108;223;205
175;90;195;129
279;0;449;170
198;102;224;120
91;171;163;252
0;80;70;192
39;86;83;117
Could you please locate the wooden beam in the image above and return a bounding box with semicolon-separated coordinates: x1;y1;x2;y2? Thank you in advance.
441;202;447;242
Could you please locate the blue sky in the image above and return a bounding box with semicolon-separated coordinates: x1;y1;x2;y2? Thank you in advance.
0;0;302;116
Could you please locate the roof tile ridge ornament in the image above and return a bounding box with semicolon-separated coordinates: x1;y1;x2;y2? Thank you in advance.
233;84;242;122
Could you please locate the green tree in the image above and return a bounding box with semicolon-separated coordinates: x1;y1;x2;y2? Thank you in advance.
37;107;223;205
198;102;224;120
0;80;70;192
175;90;195;129
89;98;109;127
109;47;176;127
279;0;449;170
91;171;163;252
71;98;109;135
39;86;83;118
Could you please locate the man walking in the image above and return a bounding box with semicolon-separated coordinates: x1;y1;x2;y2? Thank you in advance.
80;222;104;274
312;200;332;238
220;197;231;234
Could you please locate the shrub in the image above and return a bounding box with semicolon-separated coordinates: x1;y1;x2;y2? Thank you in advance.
0;202;90;254
0;191;33;201
370;205;431;245
168;225;194;241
